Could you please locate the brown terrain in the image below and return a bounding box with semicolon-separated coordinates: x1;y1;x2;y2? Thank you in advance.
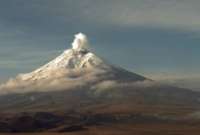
0;103;200;135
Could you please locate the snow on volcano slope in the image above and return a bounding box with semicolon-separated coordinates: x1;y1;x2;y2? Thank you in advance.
0;33;146;95
21;33;105;78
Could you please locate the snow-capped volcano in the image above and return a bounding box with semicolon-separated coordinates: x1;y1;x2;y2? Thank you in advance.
0;35;200;134
0;33;146;94
0;33;200;113
18;33;106;81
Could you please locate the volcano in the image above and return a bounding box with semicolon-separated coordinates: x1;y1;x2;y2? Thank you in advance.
0;33;146;94
0;33;200;133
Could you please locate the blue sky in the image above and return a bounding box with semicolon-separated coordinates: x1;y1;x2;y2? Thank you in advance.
0;0;200;89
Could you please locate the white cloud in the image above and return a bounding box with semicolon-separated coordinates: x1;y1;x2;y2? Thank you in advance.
0;64;161;95
72;33;90;52
92;79;160;92
0;67;107;95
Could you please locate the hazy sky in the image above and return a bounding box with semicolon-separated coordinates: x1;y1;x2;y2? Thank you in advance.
0;0;200;89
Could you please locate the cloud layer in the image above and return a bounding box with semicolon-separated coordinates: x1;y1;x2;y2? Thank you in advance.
0;66;158;96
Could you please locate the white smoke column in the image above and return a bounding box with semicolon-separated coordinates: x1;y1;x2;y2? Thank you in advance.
72;33;90;52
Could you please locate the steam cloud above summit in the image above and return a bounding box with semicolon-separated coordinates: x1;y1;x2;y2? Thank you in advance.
72;33;90;52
